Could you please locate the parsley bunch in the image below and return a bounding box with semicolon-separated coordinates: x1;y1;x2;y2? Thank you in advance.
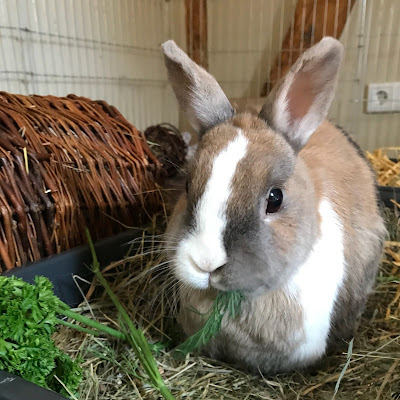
0;275;82;398
0;228;176;400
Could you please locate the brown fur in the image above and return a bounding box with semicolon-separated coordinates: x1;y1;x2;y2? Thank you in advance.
163;37;386;374
302;121;385;345
167;115;385;372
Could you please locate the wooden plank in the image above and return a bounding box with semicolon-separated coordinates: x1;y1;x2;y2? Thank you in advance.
261;0;356;96
185;0;208;70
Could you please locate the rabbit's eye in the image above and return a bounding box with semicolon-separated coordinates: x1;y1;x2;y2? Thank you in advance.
266;188;283;214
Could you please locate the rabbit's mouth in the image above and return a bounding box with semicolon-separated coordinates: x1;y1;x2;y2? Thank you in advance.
208;260;281;295
209;267;242;292
209;273;270;297
209;271;225;291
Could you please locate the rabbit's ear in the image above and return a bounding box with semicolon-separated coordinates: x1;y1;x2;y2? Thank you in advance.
259;37;343;151
162;40;234;135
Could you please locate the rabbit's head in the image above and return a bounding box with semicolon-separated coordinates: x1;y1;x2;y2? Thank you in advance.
163;38;343;296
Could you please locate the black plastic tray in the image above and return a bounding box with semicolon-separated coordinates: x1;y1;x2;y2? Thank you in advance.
2;229;142;308
0;371;67;400
378;185;400;209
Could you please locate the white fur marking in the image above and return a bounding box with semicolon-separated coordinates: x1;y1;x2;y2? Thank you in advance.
175;129;248;289
287;200;345;362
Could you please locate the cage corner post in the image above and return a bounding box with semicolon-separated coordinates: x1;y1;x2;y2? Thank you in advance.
185;0;208;70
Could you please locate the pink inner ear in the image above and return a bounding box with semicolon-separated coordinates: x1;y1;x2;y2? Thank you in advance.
286;68;315;122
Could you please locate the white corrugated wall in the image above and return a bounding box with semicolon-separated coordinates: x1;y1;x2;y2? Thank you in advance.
0;0;398;150
0;0;185;131
207;0;400;150
330;0;400;150
208;0;294;99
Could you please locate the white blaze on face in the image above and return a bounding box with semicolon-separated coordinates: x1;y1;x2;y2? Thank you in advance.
175;129;248;289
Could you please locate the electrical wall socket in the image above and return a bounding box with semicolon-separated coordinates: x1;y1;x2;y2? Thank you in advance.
366;82;400;113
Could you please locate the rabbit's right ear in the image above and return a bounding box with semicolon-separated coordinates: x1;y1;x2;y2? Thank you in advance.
162;40;234;135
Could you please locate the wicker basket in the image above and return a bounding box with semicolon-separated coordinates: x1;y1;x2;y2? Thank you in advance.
0;92;163;272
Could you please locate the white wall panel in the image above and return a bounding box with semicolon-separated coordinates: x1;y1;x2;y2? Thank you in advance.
330;0;400;150
207;0;400;150
208;0;296;99
0;0;185;131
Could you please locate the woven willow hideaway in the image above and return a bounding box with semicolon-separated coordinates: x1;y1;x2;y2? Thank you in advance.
0;92;163;272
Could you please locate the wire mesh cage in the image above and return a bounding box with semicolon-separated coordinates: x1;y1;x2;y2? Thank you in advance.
0;0;399;271
0;2;399;400
0;0;399;151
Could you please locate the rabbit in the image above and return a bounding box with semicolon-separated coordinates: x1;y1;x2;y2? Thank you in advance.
162;37;386;374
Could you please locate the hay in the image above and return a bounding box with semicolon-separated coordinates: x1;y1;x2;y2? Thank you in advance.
53;200;400;400
366;147;400;187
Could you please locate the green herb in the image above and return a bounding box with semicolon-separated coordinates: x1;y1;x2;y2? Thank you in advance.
0;275;82;398
85;228;176;400
176;290;244;355
0;228;176;400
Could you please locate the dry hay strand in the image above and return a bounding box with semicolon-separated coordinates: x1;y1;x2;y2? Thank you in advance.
366;147;400;187
54;206;400;400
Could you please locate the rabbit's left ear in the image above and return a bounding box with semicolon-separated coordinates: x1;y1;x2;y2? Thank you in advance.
259;37;343;151
162;40;234;135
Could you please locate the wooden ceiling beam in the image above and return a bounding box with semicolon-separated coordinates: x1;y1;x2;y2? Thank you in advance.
185;0;208;70
261;0;356;96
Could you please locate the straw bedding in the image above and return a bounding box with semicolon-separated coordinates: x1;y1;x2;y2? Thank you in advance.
366;147;400;187
54;199;400;400
2;89;398;398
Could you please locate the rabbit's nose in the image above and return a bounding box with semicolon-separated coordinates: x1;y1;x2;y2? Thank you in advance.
186;233;227;273
189;255;226;273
